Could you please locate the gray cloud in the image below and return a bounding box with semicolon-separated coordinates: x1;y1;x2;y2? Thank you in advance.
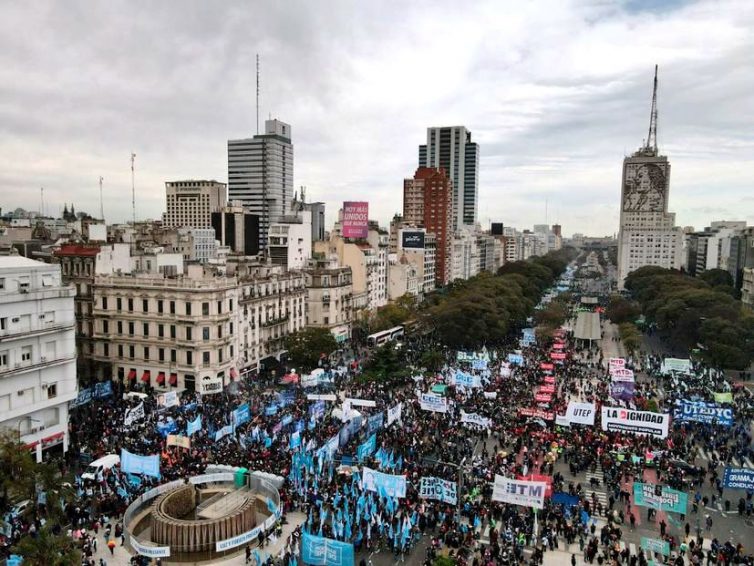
1;0;752;237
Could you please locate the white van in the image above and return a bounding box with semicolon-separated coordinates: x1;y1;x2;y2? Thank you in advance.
81;454;120;481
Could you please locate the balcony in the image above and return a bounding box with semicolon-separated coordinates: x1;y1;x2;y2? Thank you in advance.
0;321;75;342
260;315;289;328
0;355;76;377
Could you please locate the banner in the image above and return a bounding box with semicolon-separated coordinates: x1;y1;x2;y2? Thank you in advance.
94;381;113;399
167;434;191;449
357;434;377;461
419;392;448;413
601;407;669;439
518;407;554;421
565;402;595;425
361;467;407;498
187;415;202;437
419;477;458;504
673;400;733;426
342;201;369;239
723;467;754;490
124;402;145;426
491;475;547;509
345;398;376;408
156;418;178;437
215;425;233;442
387;403;402;426
120;449;160;478
555;415;570;427
550;352;566;361
535;393;552;403
70;388;93;408
367;412;384;435
289;431;302;450
610;368;635;382
543;376;556;384
454;371;481;388
540;363;554;372
713;392;733;404
483;391;497;399
608;357;625;369
457;351;490;363
661;358;692;374
301;532;355;566
199;375;223;395
472;359;488;371
538;385;555;394
641;537;670;557
507;353;524;365
609;381;635;401
307;394;337;402
232;403;251;427
633;483;687;513
158;391;179;408
460;411;491;428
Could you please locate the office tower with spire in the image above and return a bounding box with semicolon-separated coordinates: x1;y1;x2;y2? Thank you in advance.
228;119;293;250
419;126;479;230
617;66;683;285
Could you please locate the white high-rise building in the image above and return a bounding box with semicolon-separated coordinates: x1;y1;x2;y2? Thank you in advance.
164;180;227;229
0;257;77;462
419;126;479;230
617;67;683;285
228;119;294;250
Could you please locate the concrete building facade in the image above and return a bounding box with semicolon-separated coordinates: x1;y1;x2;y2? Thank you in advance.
164;180;227;229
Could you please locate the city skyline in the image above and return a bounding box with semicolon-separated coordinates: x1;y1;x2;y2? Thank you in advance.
1;0;753;237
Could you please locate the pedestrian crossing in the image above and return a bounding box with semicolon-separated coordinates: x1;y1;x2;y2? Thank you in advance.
584;465;610;509
696;447;754;468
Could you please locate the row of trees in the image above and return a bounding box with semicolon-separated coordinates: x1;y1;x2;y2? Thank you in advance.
420;248;578;349
624;266;754;369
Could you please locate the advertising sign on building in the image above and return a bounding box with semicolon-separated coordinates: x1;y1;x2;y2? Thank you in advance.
342;201;369;239
401;230;425;250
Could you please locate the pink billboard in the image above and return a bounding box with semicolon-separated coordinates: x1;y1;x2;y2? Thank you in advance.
342;201;369;239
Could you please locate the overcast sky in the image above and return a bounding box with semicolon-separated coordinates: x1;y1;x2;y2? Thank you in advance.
1;0;753;237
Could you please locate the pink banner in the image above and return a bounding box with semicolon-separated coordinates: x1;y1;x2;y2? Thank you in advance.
538;385;555;394
519;407;554;420
535;393;553;403
540;362;554;372
342;201;369;238
543;376;556;384
550;352;566;361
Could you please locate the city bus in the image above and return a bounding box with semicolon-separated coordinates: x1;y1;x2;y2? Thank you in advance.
367;326;405;348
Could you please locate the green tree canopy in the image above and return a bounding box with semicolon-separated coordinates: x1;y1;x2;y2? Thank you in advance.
284;327;338;371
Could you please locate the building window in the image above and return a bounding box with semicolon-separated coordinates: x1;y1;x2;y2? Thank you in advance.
128;322;134;336
104;343;109;357
171;349;176;363
170;301;176;314
203;351;210;366
102;297;108;310
129;345;135;359
143;323;149;337
47;383;57;399
159;348;165;362
202;302;210;316
128;298;133;312
0;351;7;367
186;351;193;365
117;297;122;311
103;320;109;334
186;327;193;341
142;299;148;312
170;325;176;339
203;327;209;341
217;300;222;314
158;300;164;314
217;324;222;338
158;324;164;338
218;348;223;363
118;345;124;358
185;302;192;316
144;346;150;360
229;299;233;311
21;346;32;362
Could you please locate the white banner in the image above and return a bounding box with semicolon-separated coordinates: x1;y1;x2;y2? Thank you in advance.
601;407;669;439
419;477;458;504
306;394;337;402
419;392;448;413
460;411;491;429
608;357;625;368
158;390;179;408
345;398;377;408
124;402;145;426
610;368;635;382
483;391;498;399
491;475;547;509
199;375;223;395
565;402;596;425
387;403;403;426
555;415;571;427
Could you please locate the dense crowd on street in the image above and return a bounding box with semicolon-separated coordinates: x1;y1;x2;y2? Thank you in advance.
3;269;754;566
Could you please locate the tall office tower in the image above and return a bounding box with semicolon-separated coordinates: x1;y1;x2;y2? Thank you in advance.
164;180;227;229
228;119;293;250
418;126;479;230
617;67;683;286
402;167;453;285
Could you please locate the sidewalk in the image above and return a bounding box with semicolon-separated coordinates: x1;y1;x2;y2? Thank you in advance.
90;511;306;565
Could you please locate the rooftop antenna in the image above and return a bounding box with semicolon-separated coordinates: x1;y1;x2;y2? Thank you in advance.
40;187;44;217
130;152;136;225
99;176;105;221
256;54;260;135
645;64;659;154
